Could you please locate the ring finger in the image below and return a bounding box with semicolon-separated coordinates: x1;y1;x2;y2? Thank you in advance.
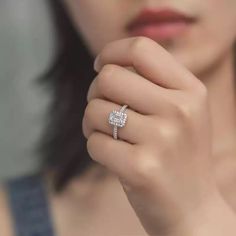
83;98;153;144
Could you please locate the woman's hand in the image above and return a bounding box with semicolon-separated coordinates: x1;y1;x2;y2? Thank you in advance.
82;36;236;236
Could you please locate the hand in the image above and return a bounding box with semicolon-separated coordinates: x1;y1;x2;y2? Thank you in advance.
82;36;234;236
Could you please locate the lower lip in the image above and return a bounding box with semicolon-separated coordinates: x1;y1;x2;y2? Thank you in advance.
128;21;191;41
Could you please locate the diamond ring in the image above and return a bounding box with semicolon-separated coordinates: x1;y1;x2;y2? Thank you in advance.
108;104;128;140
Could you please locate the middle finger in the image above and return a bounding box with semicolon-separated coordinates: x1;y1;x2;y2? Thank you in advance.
87;64;173;116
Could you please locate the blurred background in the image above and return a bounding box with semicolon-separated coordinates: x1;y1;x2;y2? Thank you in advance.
0;0;55;181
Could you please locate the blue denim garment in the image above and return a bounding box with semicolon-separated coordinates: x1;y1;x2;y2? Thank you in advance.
5;174;55;236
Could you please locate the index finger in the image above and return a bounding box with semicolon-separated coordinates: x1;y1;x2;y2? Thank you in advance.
94;36;200;90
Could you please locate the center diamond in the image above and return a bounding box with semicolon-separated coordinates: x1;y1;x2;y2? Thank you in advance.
108;110;127;127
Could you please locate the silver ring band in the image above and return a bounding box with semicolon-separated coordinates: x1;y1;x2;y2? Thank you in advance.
108;104;128;140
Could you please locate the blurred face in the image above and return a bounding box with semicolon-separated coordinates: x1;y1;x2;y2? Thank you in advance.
63;0;236;77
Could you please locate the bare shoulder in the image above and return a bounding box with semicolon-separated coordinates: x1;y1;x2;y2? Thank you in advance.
0;186;14;236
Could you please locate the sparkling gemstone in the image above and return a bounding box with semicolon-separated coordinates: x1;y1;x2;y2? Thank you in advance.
108;110;127;127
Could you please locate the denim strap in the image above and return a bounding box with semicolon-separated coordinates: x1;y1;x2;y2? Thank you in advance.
5;174;55;236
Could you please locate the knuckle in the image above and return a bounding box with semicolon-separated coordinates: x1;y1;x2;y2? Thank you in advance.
98;42;112;61
84;98;99;123
176;101;193;119
175;99;205;123
86;132;96;155
82;115;89;138
97;64;116;93
130;36;152;57
87;132;100;161
83;104;91;122
188;82;209;106
132;150;159;189
195;83;208;102
195;80;208;93
170;97;197;121
155;121;179;140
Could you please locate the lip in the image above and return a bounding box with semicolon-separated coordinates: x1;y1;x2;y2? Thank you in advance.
126;8;196;41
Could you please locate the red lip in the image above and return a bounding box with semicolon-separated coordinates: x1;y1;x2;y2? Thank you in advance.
126;8;196;41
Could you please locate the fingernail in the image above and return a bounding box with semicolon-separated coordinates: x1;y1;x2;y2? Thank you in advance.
94;55;100;72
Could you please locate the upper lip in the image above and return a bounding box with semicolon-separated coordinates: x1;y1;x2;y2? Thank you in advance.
126;7;196;31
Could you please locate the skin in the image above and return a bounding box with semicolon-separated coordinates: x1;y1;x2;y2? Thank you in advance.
64;1;236;170
1;0;236;235
64;0;236;76
84;37;236;236
64;0;236;235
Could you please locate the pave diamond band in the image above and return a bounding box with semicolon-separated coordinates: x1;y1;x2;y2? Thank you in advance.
108;104;128;139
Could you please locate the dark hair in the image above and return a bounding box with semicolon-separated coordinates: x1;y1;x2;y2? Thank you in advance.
38;0;98;192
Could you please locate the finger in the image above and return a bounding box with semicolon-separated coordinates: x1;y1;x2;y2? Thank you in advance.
83;98;152;144
94;36;199;91
87;131;139;186
87;64;173;115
